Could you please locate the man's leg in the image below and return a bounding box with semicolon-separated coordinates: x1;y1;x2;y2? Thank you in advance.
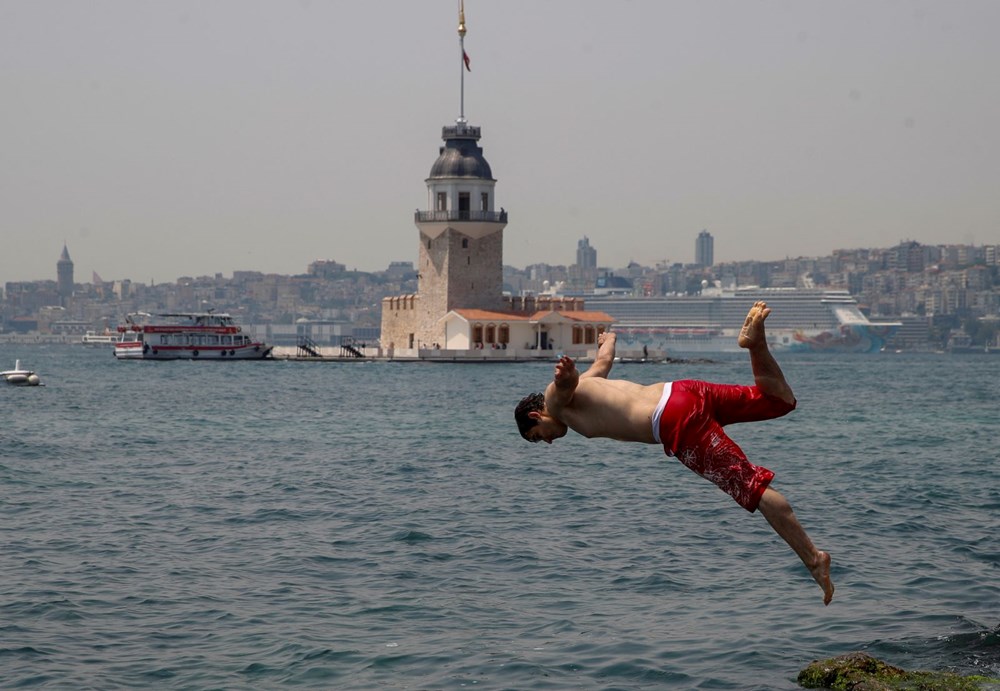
758;487;834;605
738;301;795;406
739;302;832;604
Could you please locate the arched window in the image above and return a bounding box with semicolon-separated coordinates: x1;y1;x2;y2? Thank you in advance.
485;324;496;344
462;238;469;248
472;324;483;345
572;326;583;345
498;324;509;344
585;326;595;344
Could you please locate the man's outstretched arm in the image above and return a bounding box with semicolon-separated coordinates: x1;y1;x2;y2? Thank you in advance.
581;331;616;379
544;355;580;413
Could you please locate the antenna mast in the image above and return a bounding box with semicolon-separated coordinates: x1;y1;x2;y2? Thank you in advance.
458;0;467;123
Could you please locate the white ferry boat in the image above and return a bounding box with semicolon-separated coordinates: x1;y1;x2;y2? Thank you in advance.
587;287;900;354
82;330;116;346
114;312;272;360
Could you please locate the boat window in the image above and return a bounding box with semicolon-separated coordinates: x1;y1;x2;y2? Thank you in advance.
223;335;232;345
161;336;169;345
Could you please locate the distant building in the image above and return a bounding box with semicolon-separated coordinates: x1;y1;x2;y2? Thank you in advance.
695;230;714;268
577;236;597;269
57;243;74;306
308;260;347;278
569;236;599;292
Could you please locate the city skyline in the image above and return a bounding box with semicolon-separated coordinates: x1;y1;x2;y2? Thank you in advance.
23;234;1000;290
3;1;999;284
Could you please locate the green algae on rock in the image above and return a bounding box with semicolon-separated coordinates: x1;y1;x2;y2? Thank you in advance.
797;651;999;690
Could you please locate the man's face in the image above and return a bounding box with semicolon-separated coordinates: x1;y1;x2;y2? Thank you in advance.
526;412;567;444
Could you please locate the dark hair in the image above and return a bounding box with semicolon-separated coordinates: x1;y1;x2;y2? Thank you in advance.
514;392;545;440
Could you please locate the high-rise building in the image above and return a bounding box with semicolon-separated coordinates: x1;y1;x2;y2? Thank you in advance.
57;243;74;305
695;230;714;268
576;236;597;269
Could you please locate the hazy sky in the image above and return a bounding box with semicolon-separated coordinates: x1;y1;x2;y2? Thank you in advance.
3;1;999;284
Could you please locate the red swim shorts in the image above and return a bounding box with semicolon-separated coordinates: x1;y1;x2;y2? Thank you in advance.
657;380;796;512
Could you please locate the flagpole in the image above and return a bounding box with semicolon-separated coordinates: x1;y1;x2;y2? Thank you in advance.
458;0;466;124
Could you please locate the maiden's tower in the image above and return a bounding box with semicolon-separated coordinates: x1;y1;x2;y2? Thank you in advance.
380;3;612;358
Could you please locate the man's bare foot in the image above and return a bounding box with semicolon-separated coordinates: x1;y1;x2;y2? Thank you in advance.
810;551;835;605
738;300;771;349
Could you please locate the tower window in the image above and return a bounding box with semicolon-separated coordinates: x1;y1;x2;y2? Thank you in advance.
458;192;470;219
462;238;469;249
436;192;447;211
481;192;489;211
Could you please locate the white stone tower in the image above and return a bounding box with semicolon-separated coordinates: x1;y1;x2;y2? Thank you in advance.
380;0;508;350
415;122;508;317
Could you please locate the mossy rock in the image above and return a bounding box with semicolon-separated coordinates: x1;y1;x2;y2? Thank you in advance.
798;651;999;690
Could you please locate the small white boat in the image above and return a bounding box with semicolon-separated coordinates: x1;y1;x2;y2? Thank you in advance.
82;330;116;345
2;360;42;386
114;311;272;360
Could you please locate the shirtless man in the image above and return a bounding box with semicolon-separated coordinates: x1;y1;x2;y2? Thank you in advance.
514;301;834;605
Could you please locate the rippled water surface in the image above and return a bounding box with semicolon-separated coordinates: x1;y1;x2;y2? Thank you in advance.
2;345;998;689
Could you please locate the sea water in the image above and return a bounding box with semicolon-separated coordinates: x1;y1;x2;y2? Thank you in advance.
1;345;997;689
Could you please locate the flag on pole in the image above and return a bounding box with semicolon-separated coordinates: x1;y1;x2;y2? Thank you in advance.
463;49;471;71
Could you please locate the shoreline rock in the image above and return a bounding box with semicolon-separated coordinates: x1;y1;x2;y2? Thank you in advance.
798;651;999;690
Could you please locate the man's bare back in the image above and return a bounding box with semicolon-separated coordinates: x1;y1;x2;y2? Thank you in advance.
547;367;663;443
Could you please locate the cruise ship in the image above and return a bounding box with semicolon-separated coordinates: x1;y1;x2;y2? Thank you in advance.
586;287;900;354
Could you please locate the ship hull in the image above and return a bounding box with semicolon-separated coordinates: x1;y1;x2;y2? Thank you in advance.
613;324;894;354
114;342;272;360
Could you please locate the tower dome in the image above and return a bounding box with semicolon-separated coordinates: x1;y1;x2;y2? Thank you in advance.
428;124;494;180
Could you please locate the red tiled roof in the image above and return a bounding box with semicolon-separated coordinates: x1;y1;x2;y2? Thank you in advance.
450;309;531;321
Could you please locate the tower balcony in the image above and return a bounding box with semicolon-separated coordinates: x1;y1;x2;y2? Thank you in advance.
415;209;508;224
415;209;508;240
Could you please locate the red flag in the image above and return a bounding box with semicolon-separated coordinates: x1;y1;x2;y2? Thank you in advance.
463;50;471;71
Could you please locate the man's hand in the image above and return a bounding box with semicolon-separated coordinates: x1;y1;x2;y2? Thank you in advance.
554;355;579;390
